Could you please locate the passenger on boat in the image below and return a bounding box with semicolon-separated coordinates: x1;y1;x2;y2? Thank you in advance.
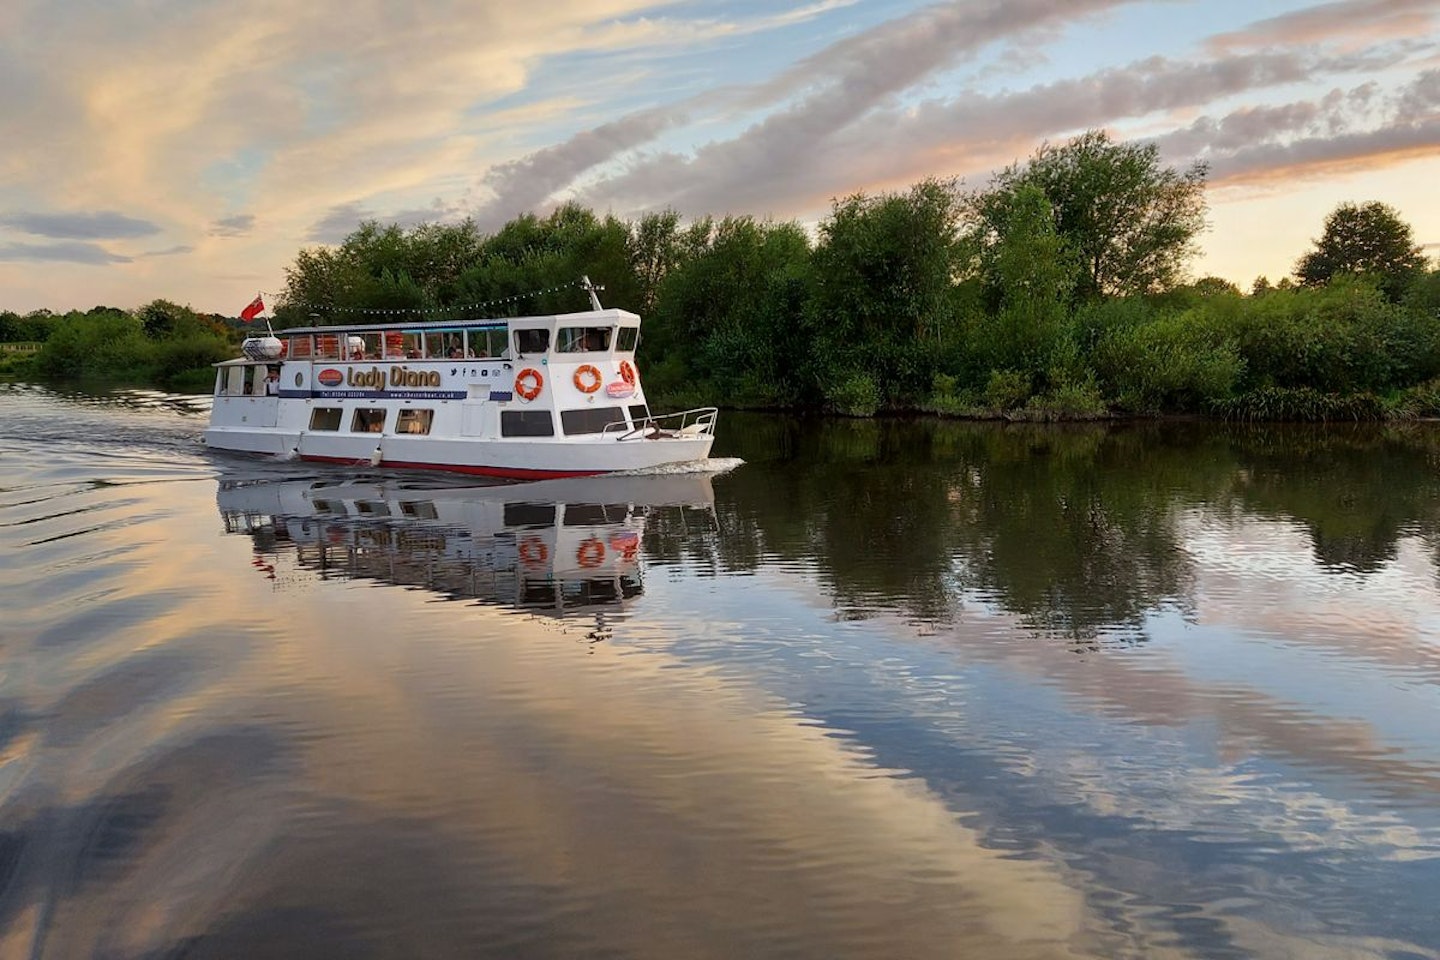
264;368;280;395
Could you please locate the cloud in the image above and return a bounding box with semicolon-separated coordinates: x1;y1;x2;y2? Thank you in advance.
1206;120;1440;187
1208;0;1439;53
306;202;372;244
0;210;161;240
473;106;688;230
517;0;1144;217
137;245;195;258
0;241;132;264
1153;69;1440;186
209;215;256;238
575;47;1359;219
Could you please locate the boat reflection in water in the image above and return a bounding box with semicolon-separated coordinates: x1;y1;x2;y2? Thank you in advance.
217;469;718;616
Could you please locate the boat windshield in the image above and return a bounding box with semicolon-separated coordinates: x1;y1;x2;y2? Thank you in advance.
556;326;611;352
515;328;550;355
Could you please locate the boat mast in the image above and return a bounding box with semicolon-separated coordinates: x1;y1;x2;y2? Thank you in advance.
581;275;605;311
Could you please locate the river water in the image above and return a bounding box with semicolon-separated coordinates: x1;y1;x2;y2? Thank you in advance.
2;381;1439;959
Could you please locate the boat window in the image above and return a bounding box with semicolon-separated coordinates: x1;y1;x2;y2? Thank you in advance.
514;328;550;356
400;501;438;520
504;503;556;528
346;333;380;361
310;408;343;431
382;332;417;359
617;327;638;352
315;335;341;360
563;503;627;526
628;404;651;426
287;335;314;358
560;407;626;436
312;499;346;515
352;408;387;433
500;409;555;437
355;501;390;517
473;327;508;358
395;409;433;435
556;327;612;353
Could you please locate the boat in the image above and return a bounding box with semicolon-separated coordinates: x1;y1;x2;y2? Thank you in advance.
216;469;719;617
203;279;718;479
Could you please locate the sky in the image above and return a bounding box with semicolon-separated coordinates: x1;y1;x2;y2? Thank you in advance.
1;0;1437;316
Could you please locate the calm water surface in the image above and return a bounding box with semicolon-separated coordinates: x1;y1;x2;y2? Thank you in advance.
2;381;1439;958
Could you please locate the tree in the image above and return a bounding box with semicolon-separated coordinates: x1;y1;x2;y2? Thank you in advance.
963;184;1077;380
1295;201;1426;301
809;178;966;410
972;130;1208;300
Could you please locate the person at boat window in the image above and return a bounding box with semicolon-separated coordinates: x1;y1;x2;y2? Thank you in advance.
264;368;280;395
450;345;463;358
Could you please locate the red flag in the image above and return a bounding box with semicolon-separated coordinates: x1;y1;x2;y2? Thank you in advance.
240;295;265;322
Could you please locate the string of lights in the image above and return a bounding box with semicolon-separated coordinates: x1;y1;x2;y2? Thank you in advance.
263;280;593;318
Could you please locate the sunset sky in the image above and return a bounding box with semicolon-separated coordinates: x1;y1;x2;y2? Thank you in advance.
1;0;1437;316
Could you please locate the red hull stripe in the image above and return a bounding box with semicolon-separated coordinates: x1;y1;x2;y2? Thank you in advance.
297;453;607;480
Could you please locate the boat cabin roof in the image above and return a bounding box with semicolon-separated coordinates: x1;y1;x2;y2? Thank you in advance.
277;307;639;338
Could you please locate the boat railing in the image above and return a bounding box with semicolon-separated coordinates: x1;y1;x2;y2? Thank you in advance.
606;407;718;441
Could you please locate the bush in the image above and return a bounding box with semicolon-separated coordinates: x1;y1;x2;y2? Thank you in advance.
1213;386;1386;422
826;371;881;416
1091;311;1242;413
1225;279;1439;394
983;369;1032;410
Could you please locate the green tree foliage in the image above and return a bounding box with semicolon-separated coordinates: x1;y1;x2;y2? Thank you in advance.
974;130;1208;300
32;304;230;385
648;217;812;407
1295;201;1427;301
0;309;57;342
809;178;965;411
963;184;1077;391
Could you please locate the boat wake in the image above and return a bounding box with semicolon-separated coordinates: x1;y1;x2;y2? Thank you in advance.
614;456;744;478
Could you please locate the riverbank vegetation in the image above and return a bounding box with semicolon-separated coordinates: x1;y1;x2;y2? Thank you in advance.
5;129;1437;420
0;302;233;391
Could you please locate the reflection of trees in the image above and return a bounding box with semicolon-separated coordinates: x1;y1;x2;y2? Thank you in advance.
1212;424;1440;574
710;415;1440;639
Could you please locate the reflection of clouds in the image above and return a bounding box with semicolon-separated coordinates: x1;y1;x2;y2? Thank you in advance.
1185;515;1440;683
3;466;1123;958
1045;749;1438;863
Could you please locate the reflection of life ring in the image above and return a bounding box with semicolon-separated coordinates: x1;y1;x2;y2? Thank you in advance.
619;360;636;385
519;537;549;566
576;538;605;568
608;531;639;562
515;368;544;401
573;364;602;394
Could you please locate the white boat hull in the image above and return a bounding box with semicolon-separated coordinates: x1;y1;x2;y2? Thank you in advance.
204;419;715;479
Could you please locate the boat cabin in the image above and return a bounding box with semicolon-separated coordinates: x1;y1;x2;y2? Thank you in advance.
212;309;658;443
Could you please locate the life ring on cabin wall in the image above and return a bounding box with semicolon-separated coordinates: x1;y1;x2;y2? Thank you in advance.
519;537;549;566
619;360;636;386
576;538;606;568
573;364;602;394
515;368;544;401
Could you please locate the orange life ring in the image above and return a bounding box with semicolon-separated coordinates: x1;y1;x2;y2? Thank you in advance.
515;367;544;401
576;538;605;568
619;360;636;385
519;536;549;566
573;364;602;393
